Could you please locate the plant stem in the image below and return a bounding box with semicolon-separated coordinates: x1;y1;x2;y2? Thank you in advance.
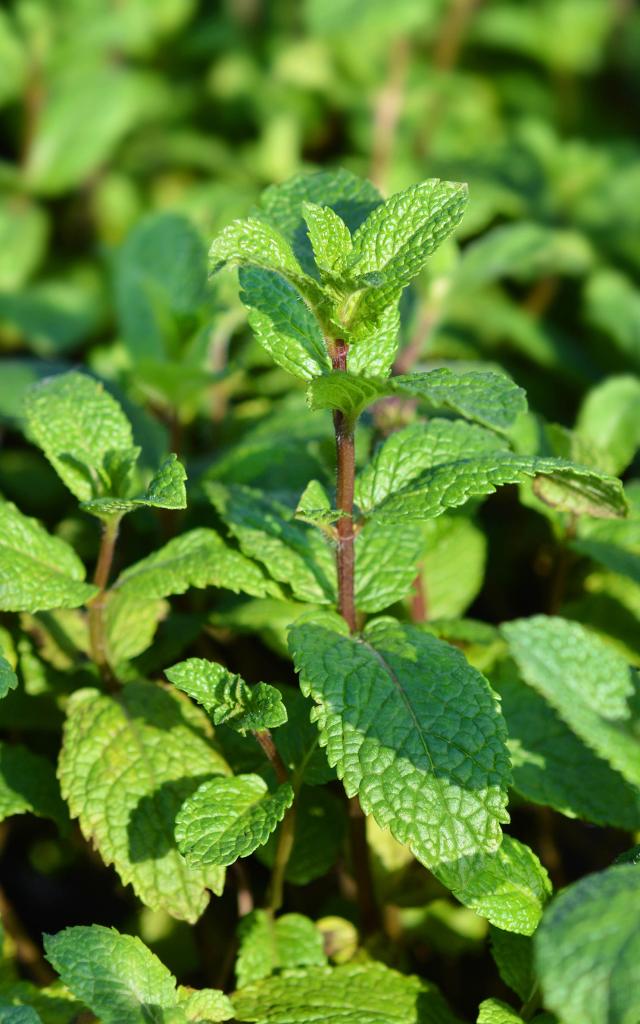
87;516;120;688
332;340;357;634
253;728;295;913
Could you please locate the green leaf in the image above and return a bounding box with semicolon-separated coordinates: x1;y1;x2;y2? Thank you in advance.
232;962;461;1024
24;372;133;502
0;650;17;700
435;836;552;936
393;369;527;432
456;222;593;289
0;742;67;829
206;483;335;604
58;683;229;922
346;301;400;378
585;270;640;368
177;988;233;1022
347;179;468;312
43;925;179;1024
103;591;168;665
114;528;277;600
239;267;331;381
306;369;526;432
0;194;48;291
175;774;294;868
115;212;208;361
0;500;98;612
417;515;487;620
502;616;640;787
273;686;335;787
355;521;424;613
236;911;327;988
534;865;640;1024
355;419;509;514
289;615;510;873
477;999;523;1024
302;202;353;277
80;453;187;518
209;218;320;303
576;376;640;475
371;454;627;523
494;660;640;830
571;487;640;587
166;658;287;734
255;169;381;278
490;928;535;1002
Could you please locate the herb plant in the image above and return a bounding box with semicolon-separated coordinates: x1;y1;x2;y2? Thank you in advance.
1;162;639;1024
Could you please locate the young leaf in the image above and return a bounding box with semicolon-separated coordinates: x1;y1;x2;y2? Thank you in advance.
347;179;468;312
59;683;229;922
236;911;327;988
232;962;461;1024
289;614;510;873
435;835;552;935
24;372;133;502
302;202;353;277
477;999;523;1024
0;742;67;830
166;658;287;734
206;482;335;604
502;616;640;787
177;988;233;1023
534;865;640;1024
0;500;98;612
239;267;331;381
175;774;294;868
113;528;278;600
43;925;180;1024
346;301;401;378
208;218;322;306
494;660;640;829
80;453;187;517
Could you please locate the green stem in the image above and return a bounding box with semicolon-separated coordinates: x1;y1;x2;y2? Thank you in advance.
253;729;295;914
87;516;120;688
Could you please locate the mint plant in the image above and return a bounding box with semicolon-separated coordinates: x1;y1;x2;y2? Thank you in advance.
1;168;639;1024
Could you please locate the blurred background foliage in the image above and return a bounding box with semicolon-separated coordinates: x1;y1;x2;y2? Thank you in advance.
1;0;640;1015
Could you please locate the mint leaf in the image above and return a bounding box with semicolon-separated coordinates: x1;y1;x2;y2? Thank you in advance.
255;168;381;277
502;616;640;787
206;483;335;604
113;528;277;600
393;369;527;432
535;865;640;1024
576;375;640;475
0;649;17;699
347;302;401;378
0;742;67;829
80;453;187;517
59;683;229;922
356;418;509;513
289;615;510;872
355;521;424;613
236;911;327;988
208;218;321;305
175;774;294;868
347;179;468;313
0;500;98;612
43;925;179;1024
490;928;535;1002
103;591;168;665
178;988;233;1022
306;374;386;419
232;962;461;1024
477;999;523;1024
436;835;552;935
418;515;487;620
166;658;287;733
494;660;640;829
24;372;133;502
239;268;331;381
372;454;626;523
302;202;353;277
